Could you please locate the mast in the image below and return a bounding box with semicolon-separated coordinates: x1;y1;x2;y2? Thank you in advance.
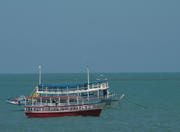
39;65;42;85
87;65;90;90
87;65;90;101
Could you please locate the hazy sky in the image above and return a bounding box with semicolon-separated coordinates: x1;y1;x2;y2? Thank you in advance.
0;0;180;73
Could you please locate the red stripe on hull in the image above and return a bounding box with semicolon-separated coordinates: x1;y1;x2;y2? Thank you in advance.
25;109;102;118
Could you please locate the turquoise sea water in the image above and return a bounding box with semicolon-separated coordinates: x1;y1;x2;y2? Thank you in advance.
0;73;180;132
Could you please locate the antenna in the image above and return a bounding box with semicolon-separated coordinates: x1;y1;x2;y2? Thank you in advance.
87;65;90;89
39;65;42;85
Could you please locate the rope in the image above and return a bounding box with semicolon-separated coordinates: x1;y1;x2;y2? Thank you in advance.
124;97;148;110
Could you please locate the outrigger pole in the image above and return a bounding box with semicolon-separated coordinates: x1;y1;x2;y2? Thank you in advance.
39;65;42;85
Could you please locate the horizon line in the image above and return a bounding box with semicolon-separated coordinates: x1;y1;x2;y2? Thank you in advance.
0;71;180;74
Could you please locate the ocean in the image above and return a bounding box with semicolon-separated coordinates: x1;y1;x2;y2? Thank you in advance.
0;73;180;132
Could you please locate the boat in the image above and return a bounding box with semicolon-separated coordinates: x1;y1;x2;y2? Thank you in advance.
7;98;20;105
24;96;103;117
36;81;124;106
32;65;124;106
6;96;25;105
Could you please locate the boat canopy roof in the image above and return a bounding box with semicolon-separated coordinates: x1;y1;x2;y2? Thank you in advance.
38;81;107;90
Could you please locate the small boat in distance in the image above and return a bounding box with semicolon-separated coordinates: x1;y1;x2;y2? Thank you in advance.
6;96;25;105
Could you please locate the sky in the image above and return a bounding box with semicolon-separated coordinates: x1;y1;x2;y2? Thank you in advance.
0;0;180;73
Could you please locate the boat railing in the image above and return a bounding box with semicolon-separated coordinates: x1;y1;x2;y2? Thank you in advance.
36;87;109;96
25;104;102;112
25;94;109;106
37;82;108;92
